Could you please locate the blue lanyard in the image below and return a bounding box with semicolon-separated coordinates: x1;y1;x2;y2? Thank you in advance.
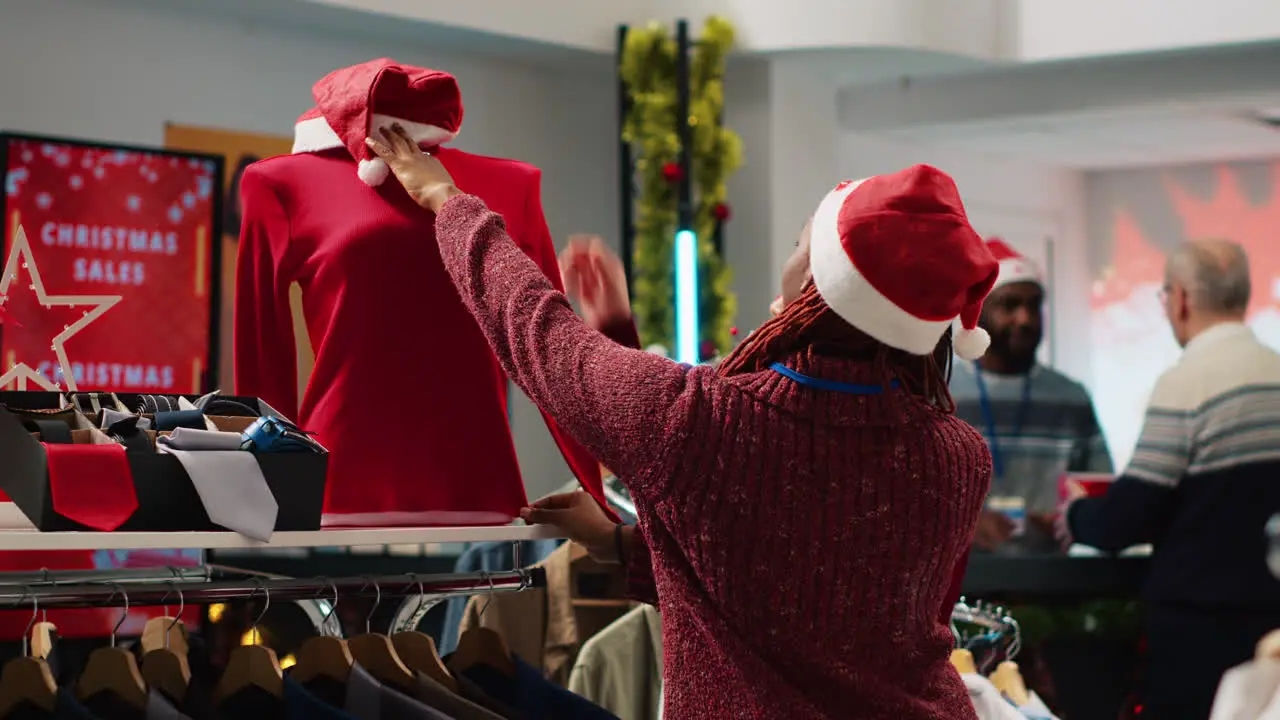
972;362;1033;480
769;363;899;395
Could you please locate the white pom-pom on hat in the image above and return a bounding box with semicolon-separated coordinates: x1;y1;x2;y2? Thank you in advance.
953;326;991;361
357;157;390;186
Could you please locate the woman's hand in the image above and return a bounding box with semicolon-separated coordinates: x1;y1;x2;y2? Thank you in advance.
520;492;623;564
559;235;632;330
365;124;461;213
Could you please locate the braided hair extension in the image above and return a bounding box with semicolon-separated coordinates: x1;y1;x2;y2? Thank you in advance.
717;284;956;412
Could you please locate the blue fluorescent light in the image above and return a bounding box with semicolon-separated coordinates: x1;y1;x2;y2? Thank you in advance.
675;229;700;365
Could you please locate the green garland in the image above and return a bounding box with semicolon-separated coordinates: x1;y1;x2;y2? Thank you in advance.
620;18;743;356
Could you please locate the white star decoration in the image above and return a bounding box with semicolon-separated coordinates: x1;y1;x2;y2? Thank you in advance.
0;221;121;391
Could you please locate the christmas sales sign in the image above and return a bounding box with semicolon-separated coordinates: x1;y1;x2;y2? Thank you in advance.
1;135;223;393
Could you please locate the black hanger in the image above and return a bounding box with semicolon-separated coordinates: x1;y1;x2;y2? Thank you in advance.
0;590;58;715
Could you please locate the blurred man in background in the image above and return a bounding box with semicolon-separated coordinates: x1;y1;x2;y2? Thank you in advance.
1063;239;1280;719
951;239;1112;554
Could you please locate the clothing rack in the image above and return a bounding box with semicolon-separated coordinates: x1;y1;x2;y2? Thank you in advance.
0;568;545;610
951;597;1022;674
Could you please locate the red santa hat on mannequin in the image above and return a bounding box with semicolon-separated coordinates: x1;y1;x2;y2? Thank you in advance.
985;237;1044;290
291;58;464;186
809;165;1000;361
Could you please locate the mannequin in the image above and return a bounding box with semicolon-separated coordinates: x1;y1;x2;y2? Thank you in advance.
234;59;609;526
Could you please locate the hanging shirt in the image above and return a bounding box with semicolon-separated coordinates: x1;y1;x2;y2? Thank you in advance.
283;675;357;720
456;543;608;687
440;538;563;655
145;691;192;720
950;362;1112;552
567;605;662;720
344;663;448;720
413;672;504;720
462;657;619;720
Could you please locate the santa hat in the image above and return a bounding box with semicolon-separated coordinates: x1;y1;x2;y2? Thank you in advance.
986;237;1044;290
809;165;1000;361
291;58;463;186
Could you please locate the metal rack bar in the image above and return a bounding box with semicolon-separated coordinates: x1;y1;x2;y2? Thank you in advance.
0;568;545;610
0;565;211;587
951;598;1016;632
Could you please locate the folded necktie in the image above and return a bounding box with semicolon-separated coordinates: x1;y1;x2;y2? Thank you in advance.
157;436;278;541
43;443;138;530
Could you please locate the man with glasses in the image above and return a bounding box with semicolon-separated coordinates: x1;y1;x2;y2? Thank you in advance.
1062;239;1280;719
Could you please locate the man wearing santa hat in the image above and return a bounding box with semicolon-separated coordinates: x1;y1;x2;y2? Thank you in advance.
950;239;1112;554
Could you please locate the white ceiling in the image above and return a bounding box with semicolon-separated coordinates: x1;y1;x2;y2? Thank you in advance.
874;107;1280;170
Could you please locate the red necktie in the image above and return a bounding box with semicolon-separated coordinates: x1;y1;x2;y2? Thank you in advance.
43;443;138;530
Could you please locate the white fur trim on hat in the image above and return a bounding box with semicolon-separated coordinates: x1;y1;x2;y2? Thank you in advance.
994;258;1042;290
292;112;457;186
809;179;954;356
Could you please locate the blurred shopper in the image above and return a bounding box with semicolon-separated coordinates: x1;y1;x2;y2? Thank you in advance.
1063;239;1280;719
371;126;998;720
951;239;1112;553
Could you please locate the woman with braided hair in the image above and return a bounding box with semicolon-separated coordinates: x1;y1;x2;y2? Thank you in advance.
367;125;999;719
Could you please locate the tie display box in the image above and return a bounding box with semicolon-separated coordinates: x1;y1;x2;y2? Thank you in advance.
0;391;327;534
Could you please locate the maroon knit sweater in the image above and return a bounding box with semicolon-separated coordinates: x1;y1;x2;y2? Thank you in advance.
436;195;990;720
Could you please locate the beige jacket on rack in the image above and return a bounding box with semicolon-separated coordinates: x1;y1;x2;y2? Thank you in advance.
456;542;582;685
567;605;663;720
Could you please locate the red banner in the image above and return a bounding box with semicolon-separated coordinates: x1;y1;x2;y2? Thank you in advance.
2;137;220;393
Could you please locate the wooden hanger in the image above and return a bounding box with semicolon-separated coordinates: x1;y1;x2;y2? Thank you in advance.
77;589;148;710
451;627;514;677
291;581;353;686
347;580;416;693
390;577;457;692
949;649;977;675
990;661;1030;705
30;620;56;661
293;635;354;685
215;584;283;701
450;573;515;677
393;633;457;693
141;592;193;705
0;603;57;716
449;571;515;678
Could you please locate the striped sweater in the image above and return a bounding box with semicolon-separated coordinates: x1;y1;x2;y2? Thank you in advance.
1067;322;1280;609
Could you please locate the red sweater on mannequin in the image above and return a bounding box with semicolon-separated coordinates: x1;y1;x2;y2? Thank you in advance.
234;59;609;526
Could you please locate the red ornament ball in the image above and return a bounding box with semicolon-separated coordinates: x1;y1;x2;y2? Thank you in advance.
661;162;684;183
730;326;739;336
711;203;732;222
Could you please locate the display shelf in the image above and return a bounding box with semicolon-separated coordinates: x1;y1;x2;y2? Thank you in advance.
0;523;563;551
